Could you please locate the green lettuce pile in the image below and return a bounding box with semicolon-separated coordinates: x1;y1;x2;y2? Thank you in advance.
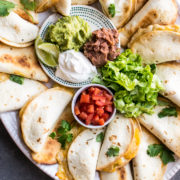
93;49;164;117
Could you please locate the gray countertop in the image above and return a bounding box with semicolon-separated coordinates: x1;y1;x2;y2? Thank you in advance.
0;120;179;180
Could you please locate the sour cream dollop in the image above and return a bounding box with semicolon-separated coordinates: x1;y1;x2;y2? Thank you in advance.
55;50;97;83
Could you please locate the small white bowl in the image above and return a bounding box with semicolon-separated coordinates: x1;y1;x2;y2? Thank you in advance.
71;84;116;129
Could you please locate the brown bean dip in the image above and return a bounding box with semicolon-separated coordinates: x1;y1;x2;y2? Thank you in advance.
84;28;120;67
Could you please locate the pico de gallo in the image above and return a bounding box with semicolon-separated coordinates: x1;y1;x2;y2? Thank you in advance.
74;86;114;126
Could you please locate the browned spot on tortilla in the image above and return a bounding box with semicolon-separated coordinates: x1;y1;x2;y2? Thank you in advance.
38;117;42;123
119;167;126;180
16;98;20;102
164;80;168;84
164;91;176;96
37;138;41;142
117;142;121;146
109;135;117;141
127;125;130;132
14;25;20;33
17;56;31;68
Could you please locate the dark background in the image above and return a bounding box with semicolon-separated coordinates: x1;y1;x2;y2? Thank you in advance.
0;120;179;180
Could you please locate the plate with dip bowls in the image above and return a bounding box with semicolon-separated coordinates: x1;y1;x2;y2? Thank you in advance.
38;5;117;88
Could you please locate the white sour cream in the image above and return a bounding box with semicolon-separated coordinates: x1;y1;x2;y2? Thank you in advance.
55;50;97;83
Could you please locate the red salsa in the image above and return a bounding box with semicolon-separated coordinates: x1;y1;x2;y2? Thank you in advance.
74;86;114;126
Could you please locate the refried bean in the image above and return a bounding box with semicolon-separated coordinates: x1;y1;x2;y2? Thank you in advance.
83;28;120;67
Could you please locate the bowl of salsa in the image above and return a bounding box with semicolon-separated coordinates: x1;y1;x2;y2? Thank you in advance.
72;84;116;128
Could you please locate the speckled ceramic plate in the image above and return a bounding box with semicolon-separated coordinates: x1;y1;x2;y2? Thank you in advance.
39;5;117;88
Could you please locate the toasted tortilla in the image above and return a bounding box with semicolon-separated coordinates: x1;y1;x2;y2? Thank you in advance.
119;0;177;47
129;24;180;64
0;72;46;113
156;62;180;107
97;114;141;172
100;164;133;180
72;0;97;5
0;12;38;47
8;0;38;24
137;98;180;157
100;0;135;28
0;44;48;82
55;0;71;16
68;128;104;180
35;0;59;12
21;88;73;153
133;127;167;180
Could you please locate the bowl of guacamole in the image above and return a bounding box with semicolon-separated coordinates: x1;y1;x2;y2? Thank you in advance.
46;16;91;52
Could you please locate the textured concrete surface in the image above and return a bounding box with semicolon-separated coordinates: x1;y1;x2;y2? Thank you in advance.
0;120;179;180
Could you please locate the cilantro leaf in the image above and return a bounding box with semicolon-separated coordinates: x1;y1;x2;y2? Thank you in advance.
108;4;116;17
0;0;15;17
61;120;71;131
158;107;177;118
157;100;169;106
10;75;24;85
49;132;56;139
150;64;156;74
147;144;175;165
66;133;73;143
20;0;36;11
58;133;73;149
106;146;120;157
96;132;104;142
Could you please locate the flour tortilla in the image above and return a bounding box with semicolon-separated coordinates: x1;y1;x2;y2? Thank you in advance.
100;0;135;28
0;73;46;113
8;0;38;24
68;128;104;180
119;0;177;47
0;12;38;47
21;88;73;153
156;62;180;107
97;114;141;172
129;25;180;64
55;0;71;16
133;127;167;180
100;164;133;180
135;0;148;12
72;0;97;5
137;98;180;157
0;44;48;82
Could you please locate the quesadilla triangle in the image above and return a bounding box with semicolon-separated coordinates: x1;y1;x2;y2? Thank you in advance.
0;12;39;47
55;0;71;16
21;87;73;153
100;163;133;180
97;114;141;172
137;98;180;157
133;127;167;180
67;128;105;180
156;62;180;107
129;24;180;64
99;0;136;29
118;0;178;47
72;0;97;5
0;44;48;82
8;0;38;24
0;73;46;113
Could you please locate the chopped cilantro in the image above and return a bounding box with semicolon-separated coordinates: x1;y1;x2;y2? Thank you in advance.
147;144;175;165
158;107;177;118
157;100;169;106
108;4;116;17
49;132;56;139
96;132;104;142
106;146;120;157
10;75;24;85
0;0;15;17
20;0;36;11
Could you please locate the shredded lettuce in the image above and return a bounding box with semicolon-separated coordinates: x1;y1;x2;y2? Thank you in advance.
92;49;164;117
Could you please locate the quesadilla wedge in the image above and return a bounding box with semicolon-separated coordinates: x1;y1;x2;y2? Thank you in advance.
0;44;48;82
72;0;97;5
67;128;104;180
97;114;141;172
0;12;38;47
0;72;46;113
156;62;180;107
129;24;180;64
35;0;59;12
99;0;136;28
133;127;167;180
55;0;71;16
119;0;177;47
21;87;73;153
100;163;133;180
137;98;180;157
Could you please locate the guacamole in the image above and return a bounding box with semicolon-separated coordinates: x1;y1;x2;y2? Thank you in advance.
47;16;91;52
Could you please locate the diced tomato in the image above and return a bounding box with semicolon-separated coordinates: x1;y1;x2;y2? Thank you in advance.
105;105;113;113
78;112;88;120
94;114;99;122
87;104;94;113
102;113;110;121
93;88;101;95
96;107;104;116
92;95;106;102
98;118;105;125
80;94;90;104
88;87;95;93
80;105;87;112
95;100;105;107
104;93;113;101
74;105;80;115
85;114;94;125
105;100;113;105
